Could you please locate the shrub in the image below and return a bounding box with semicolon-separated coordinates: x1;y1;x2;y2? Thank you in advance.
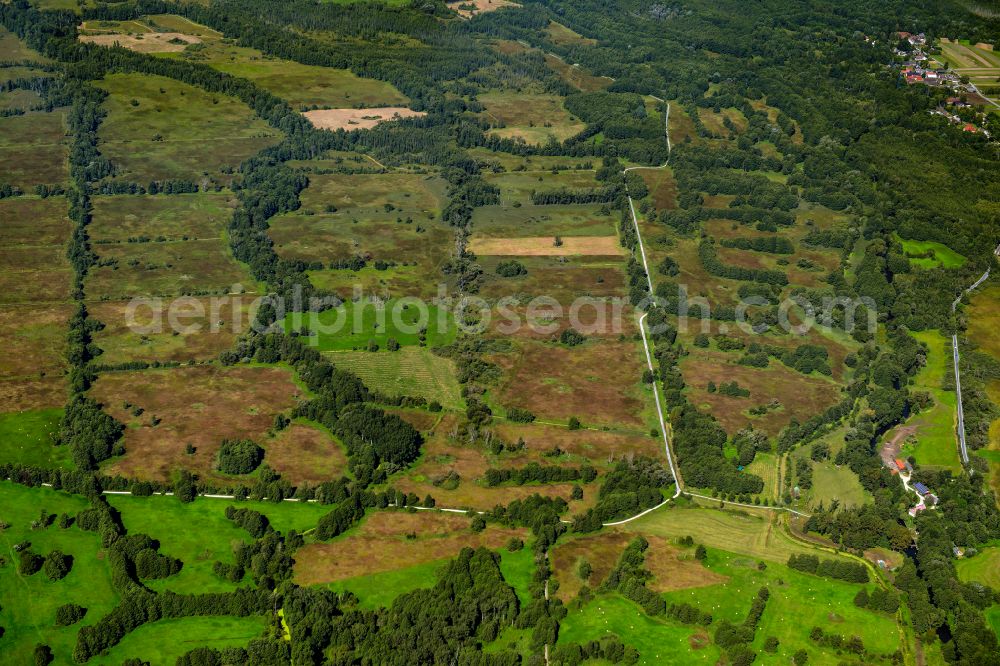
43;550;71;581
507;407;536;423
216;439;265;475
55;604;87;626
496;260;527;277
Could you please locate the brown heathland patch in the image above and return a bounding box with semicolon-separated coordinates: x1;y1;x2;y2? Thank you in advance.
469;236;622;257
0;377;65;412
551;531;632;601
303;107;425;131
638;167;678;211
491;421;660;461
681;349;841;436
491;340;647;428
643;535;728;592
264;422;348;485
448;0;519;19
91;365;306;482
293;511;527;585
393;413;594;512
79;32;201;53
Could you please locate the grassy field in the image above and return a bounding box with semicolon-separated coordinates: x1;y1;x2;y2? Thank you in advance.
485;169;600;206
471;203;616;238
955;545;1000;589
96;73;281;183
810;459;871;509
107;492;331;595
285;297;457;351
479;91;586;145
545;20;595;45
170;40;408;109
544;54;613;92
637;166;678;211
269;212;451;267
91;364;312;483
328;348;463;409
0;110;68;190
93;615;268;666
898;237;967;269
0;483;120;665
559;594;722;664
326;544;533;610
560;539;900;665
90;192;236;242
0;408;70;467
622;503;831;563
900;330;962;471
0;26;50;61
745;452;780;500
476;254;626;303
86;237;254;300
88;294;258;366
0;303;70;380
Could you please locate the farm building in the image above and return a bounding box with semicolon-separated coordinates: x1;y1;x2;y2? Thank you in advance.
913;481;931;496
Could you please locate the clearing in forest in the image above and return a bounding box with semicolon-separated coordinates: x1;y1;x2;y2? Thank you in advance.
479;91;586;145
469;236;622;256
303;107;425;131
328;347;463;409
79;31;201;52
448;0;519;19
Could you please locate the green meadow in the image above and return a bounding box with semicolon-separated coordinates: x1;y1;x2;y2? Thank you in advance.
0;408;69;468
0;483;120;664
898;237;966;270
324;545;533;610
92;615;268;666
901;330;962;471
284;298;457;351
107;493;332;595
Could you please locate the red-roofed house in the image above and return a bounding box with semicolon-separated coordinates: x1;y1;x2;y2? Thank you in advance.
964;124;978;133
894;458;907;472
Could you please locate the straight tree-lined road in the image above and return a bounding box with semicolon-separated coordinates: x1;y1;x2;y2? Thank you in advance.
951;255;995;466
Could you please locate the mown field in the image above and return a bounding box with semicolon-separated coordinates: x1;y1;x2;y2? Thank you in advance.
899;330;962;471
284;297;457;351
328;348;463;409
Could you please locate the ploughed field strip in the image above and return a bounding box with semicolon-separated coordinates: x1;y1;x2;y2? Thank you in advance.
2;2;1000;665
